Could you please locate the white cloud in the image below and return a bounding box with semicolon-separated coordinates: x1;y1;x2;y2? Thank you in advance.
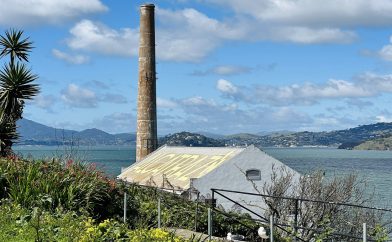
88;112;136;133
61;1;392;62
157;97;177;108
52;49;90;64
375;115;392;123
192;65;253;76
67;20;139;57
100;94;127;104
155;7;355;60
64;10;354;63
63;5;359;62
53;112;136;134
61;84;97;108
209;0;392;28
212;65;251;75
267;26;356;44
32;94;57;110
378;36;392;61
60;83;128;108
157;96;313;134
216;79;238;95
216;73;392;106
0;0;107;26
155;8;247;61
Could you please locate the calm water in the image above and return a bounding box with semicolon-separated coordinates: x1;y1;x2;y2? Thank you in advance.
13;145;392;205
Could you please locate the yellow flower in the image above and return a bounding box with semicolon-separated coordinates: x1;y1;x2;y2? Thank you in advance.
98;219;109;228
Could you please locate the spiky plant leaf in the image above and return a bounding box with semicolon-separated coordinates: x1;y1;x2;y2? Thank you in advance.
0;62;39;121
0;29;33;65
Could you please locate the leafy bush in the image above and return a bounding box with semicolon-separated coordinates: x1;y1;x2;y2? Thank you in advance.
122;183;260;239
0;199;199;242
0;157;263;240
0;157;116;218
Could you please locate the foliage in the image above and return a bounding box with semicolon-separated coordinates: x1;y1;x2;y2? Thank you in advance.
353;135;392;150
159;131;225;147
0;157;116;218
0;199;198;242
251;165;391;241
0;62;39;121
0;119;18;156
121;183;261;239
0;156;333;241
0;29;33;66
0;29;39;156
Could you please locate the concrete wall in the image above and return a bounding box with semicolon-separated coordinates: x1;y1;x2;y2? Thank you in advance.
193;145;300;217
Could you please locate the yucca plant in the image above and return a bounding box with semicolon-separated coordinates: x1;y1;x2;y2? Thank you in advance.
0;62;39;121
0;29;39;156
0;29;33;66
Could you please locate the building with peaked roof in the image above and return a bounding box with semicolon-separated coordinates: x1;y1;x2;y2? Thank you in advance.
118;145;300;211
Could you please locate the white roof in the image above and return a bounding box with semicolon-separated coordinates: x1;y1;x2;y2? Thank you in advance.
118;145;246;189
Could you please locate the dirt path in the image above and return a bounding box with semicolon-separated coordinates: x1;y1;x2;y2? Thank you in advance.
168;228;228;241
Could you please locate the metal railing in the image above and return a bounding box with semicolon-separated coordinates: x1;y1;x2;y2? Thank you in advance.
119;183;392;241
210;188;392;242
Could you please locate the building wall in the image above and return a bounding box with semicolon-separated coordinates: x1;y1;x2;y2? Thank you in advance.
192;145;300;216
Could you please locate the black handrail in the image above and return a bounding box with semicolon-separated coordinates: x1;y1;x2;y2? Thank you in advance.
211;188;392;213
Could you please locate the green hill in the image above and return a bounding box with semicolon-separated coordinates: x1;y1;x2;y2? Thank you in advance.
353;136;392;150
159;132;225;147
16;119;135;146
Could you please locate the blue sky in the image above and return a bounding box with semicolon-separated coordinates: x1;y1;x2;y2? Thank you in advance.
2;0;392;135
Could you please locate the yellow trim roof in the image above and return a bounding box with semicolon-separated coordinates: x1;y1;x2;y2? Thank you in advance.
118;146;245;189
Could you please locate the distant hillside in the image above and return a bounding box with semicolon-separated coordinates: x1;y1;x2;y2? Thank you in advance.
159;132;225;147
224;123;392;148
256;130;294;136
196;131;225;140
16;119;135;146
352;136;392;150
225;133;261;140
15;119;392;149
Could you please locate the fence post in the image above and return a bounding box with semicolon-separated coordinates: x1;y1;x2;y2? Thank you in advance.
363;223;367;242
270;215;274;242
123;192;127;223
195;192;199;232
208;207;212;241
292;199;299;242
158;198;161;228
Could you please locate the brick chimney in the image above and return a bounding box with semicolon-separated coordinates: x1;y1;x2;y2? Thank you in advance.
136;3;158;162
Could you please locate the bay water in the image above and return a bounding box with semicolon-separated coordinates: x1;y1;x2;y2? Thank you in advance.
13;145;392;206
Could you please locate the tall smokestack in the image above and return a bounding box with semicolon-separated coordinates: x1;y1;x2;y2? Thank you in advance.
136;3;158;162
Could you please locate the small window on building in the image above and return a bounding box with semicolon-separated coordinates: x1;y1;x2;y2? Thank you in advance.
246;169;261;181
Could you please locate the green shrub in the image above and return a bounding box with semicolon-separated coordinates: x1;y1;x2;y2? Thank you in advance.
0;157;262;240
0;158;115;218
0;200;202;242
122;183;260;239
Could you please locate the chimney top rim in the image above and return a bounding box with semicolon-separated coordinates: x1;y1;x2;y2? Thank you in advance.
141;3;155;8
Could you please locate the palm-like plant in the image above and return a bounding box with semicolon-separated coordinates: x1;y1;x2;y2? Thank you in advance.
0;63;39;121
0;29;33;66
0;29;38;156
